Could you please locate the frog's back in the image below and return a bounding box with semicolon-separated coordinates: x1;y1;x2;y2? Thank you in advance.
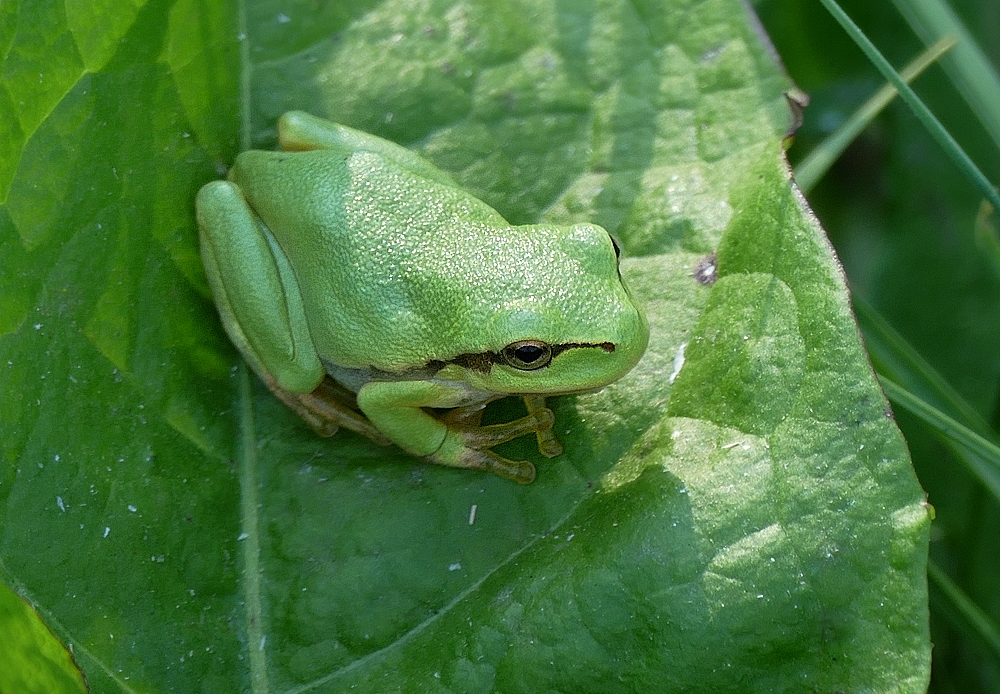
230;148;626;371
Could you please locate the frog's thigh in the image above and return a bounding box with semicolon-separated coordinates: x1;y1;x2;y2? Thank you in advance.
196;181;323;393
276;112;452;185
355;381;466;458
277;111;399;153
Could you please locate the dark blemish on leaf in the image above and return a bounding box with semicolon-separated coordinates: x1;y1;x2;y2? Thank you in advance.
693;252;718;285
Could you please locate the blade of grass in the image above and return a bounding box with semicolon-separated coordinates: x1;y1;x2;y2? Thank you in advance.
856;299;1000;497
974;201;1000;282
927;559;1000;663
889;0;1000;153
879;375;1000;501
855;300;991;436
818;0;1000;213
795;37;956;194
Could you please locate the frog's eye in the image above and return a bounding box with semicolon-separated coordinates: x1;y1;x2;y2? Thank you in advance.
501;340;553;370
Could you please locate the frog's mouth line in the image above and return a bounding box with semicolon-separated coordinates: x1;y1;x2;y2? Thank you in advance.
433;341;616;374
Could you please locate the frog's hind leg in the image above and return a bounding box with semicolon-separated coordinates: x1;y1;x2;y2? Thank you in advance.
198;180;325;396
264;374;392;446
276;111;453;185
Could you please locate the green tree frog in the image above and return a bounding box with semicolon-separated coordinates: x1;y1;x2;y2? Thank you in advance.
196;111;648;483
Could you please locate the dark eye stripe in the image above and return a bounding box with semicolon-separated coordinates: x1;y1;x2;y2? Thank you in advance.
430;341;617;374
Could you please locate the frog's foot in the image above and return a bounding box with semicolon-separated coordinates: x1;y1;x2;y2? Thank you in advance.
522;394;564;458
441;396;563;461
264;375;392;445
428;407;556;484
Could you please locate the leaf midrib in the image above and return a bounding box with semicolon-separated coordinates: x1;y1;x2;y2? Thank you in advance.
236;3;267;688
237;365;271;693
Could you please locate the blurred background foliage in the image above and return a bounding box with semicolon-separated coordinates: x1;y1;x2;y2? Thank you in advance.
756;1;1000;691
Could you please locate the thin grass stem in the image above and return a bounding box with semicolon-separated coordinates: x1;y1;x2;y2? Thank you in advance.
795;37;955;193
879;377;1000;502
889;0;1000;152
818;0;1000;212
927;560;1000;663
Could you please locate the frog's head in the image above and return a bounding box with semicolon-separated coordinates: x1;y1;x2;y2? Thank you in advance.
443;223;649;396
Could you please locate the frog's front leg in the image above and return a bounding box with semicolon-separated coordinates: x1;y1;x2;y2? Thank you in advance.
356;381;555;483
522;394;564;458
441;396;564;461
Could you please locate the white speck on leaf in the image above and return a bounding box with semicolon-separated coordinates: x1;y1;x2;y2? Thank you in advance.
103;527;110;538
237;533;249;541
127;505;137;513
56;496;65;512
448;562;461;571
468;504;477;525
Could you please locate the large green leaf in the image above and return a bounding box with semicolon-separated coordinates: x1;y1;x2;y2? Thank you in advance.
757;2;1000;689
0;0;930;691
